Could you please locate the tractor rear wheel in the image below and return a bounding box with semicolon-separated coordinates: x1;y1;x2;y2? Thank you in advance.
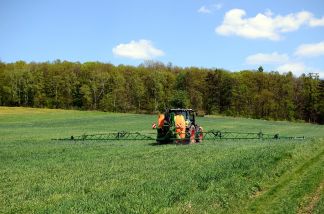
189;125;196;144
196;126;203;143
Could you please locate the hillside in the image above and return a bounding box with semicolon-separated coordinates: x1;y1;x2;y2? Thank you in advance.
1;61;323;124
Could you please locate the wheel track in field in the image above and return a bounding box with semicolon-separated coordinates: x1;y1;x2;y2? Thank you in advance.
297;181;323;214
245;142;324;213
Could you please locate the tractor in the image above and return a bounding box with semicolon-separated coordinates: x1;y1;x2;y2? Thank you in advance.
53;110;305;143
154;108;203;144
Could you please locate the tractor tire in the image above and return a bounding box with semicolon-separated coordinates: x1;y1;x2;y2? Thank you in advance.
196;126;203;143
189;125;196;144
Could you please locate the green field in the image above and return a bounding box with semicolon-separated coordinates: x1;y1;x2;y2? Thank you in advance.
0;107;323;213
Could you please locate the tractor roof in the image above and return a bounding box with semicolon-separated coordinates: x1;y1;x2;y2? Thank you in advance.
169;108;194;112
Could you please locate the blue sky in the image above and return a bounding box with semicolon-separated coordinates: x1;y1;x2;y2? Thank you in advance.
1;0;324;78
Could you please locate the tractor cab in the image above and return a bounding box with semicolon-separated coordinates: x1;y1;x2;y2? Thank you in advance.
155;108;203;144
168;108;196;127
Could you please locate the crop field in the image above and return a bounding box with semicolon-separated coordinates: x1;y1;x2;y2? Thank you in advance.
0;107;323;213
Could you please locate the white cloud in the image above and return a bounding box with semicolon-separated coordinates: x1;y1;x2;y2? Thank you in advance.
276;62;324;78
198;6;211;14
216;9;324;40
264;9;273;17
112;40;165;60
246;52;289;65
198;3;222;14
309;17;324;26
213;3;223;10
294;41;324;57
277;62;306;75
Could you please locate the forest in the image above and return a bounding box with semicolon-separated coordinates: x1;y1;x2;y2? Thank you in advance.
0;60;323;124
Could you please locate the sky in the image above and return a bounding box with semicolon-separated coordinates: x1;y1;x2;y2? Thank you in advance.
1;0;324;78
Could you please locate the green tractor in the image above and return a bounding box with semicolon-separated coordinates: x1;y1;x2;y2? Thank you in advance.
154;108;203;144
53;108;305;143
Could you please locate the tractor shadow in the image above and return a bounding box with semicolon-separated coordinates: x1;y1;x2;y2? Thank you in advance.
147;141;192;146
147;141;177;146
147;142;161;146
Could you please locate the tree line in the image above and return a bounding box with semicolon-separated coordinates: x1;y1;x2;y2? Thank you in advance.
0;60;323;124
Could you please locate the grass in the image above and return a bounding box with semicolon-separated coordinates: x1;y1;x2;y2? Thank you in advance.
0;107;323;213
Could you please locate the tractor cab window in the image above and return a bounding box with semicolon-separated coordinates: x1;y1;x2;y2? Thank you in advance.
173;111;186;118
189;112;194;122
171;110;194;123
182;111;189;120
